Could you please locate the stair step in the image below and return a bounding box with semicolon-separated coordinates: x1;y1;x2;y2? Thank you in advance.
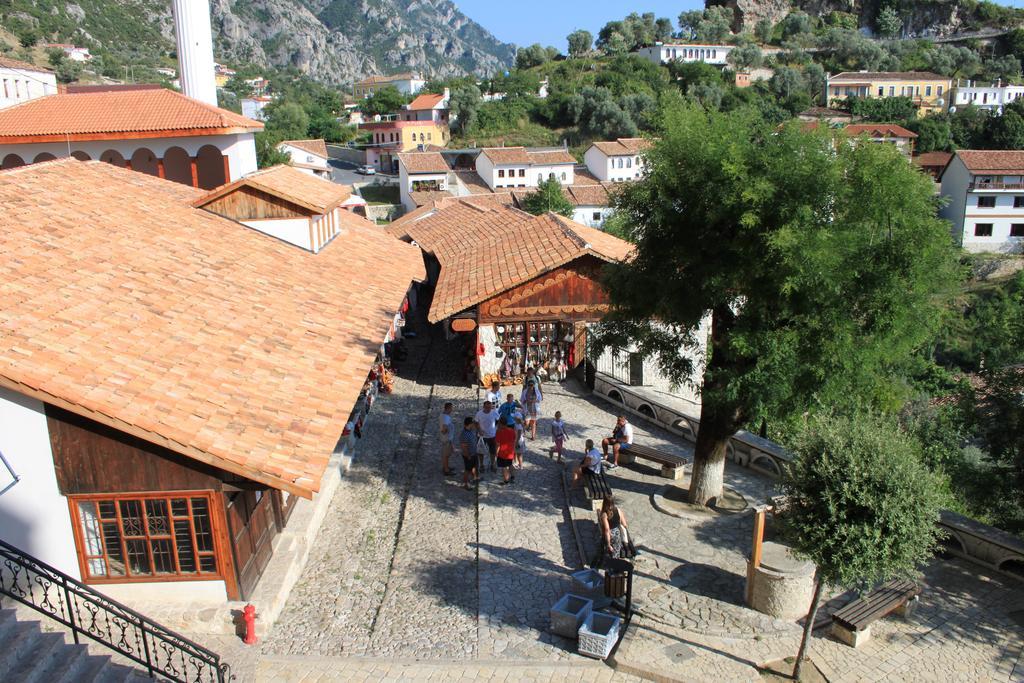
24;637;89;683
63;649;115;683
0;621;46;677
95;660;151;683
4;629;64;680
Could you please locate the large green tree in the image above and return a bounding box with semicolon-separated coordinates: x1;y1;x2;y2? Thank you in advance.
598;105;959;506
361;86;407;118
520;177;575;218
781;412;944;679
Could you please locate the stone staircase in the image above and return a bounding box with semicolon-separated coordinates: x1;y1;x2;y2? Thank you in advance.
0;604;151;682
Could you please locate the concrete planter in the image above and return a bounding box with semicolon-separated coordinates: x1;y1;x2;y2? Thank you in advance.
572;568;603;596
578;611;621;659
550;594;592;639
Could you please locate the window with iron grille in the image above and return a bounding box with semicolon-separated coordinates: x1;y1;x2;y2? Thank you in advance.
71;492;222;582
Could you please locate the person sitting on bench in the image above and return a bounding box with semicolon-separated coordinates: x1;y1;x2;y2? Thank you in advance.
601;415;633;469
572;439;603;488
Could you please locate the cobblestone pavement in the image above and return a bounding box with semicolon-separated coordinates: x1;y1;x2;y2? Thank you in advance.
551;383;1024;682
240;308;1024;681
255;656;644;682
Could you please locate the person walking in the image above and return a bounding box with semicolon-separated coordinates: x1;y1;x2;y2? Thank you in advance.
548;410;567;462
513;408;526;469
485;380;503;407
520;367;542;440
599;494;631;566
439;402;456;476
601;415;634;469
458;417;478;490
474;401;499;472
571;439;603;488
495;421;517;485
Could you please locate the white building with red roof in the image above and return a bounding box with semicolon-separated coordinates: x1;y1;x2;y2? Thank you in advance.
0;85;261;189
276;138;331;178
0;56;57;110
940;150;1024;253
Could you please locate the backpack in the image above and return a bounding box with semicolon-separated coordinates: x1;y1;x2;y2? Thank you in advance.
497;401;517;426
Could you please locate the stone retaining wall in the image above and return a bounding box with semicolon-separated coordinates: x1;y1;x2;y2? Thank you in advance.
326;144;365;165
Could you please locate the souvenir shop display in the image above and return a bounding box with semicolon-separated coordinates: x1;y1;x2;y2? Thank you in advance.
494;321;574;382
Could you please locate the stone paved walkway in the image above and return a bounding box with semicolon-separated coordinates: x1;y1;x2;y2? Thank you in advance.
223;305;1024;682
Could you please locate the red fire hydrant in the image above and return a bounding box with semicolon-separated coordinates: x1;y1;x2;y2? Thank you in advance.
242;604;258;645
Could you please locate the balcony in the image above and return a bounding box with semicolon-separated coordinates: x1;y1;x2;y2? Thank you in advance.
970;181;1024;191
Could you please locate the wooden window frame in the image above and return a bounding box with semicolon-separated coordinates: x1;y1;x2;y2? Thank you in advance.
68;491;236;595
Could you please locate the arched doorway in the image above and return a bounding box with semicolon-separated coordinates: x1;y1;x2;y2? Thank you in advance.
33;152;57;163
130;148;160;177
71;151;91;161
163;146;193;186
195;145;226;189
1;154;25;169
100;150;127;167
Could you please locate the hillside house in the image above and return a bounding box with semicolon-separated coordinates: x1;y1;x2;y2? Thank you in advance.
940;150;1024;253
353;73;425;98
951;80;1024;113
0;158;424;615
826;71;952;115
584;138;652;182
276;138;331;178
475;147;576;190
361;92;451;173
0;86;261;188
635;42;733;66
0;56;57;110
843;123;917;157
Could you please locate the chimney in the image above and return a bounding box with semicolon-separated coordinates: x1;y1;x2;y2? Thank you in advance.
171;0;219;107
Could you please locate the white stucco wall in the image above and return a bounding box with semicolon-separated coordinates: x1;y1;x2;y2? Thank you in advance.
584;147;610;181
605;155;644;182
941;157;1024;253
475;153;496;189
0;387;81;579
573;205;614;229
0;67;58;110
635;44;732;66
0;132;257;181
279;143;329;172
528;164;574;187
242;217;313;251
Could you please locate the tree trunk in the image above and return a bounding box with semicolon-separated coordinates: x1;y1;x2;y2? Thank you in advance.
687;304;743;507
688;422;730;506
793;573;824;681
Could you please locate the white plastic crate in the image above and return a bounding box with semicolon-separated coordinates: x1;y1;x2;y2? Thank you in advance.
549;593;593;639
578;611;621;659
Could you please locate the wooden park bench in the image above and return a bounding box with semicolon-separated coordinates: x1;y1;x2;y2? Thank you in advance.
617;443;688;480
582;470;612;511
830;579;921;648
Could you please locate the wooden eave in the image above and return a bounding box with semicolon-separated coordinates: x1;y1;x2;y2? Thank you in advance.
0;375;320;499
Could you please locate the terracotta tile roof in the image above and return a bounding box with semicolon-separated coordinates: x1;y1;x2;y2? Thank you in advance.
0;159;423;497
510;183;611;208
913;151;953;168
195;165;351;215
392;200;632;322
356;72;418;86
279;139;328;159
0;56;51;73
526;149;576;165
398;151;450;174
956;150;1024;174
571;168;602;186
844;123;917;138
830;71;948;82
407;93;445;110
480;147;532;165
454;170;494;194
0;89;263;142
410;189;453;206
590;137;653;156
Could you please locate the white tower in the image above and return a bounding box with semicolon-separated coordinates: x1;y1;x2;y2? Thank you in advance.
171;0;219;107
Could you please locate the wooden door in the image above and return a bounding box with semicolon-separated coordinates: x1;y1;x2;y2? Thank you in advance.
226;489;277;600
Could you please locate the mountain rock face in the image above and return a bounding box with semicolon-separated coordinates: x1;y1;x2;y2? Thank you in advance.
708;0;969;37
205;0;516;84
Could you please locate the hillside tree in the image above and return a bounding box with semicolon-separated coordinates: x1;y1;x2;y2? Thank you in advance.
877;7;903;39
754;18;774;44
728;43;763;71
781;413;943;680
448;83;482;134
697;6;734;43
521;178;575;218
567;30;593;58
598;105;959;506
361;86;407;118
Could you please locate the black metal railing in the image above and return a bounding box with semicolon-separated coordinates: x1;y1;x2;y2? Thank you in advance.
0;538;231;683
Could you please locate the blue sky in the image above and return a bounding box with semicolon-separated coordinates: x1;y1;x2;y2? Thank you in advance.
456;0;1024;51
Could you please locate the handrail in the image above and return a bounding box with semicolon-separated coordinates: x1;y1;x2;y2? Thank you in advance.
0;538;231;683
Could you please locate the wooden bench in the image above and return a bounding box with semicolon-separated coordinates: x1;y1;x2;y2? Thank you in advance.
831;579;921;648
582;470;612;511
617;443;687;480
